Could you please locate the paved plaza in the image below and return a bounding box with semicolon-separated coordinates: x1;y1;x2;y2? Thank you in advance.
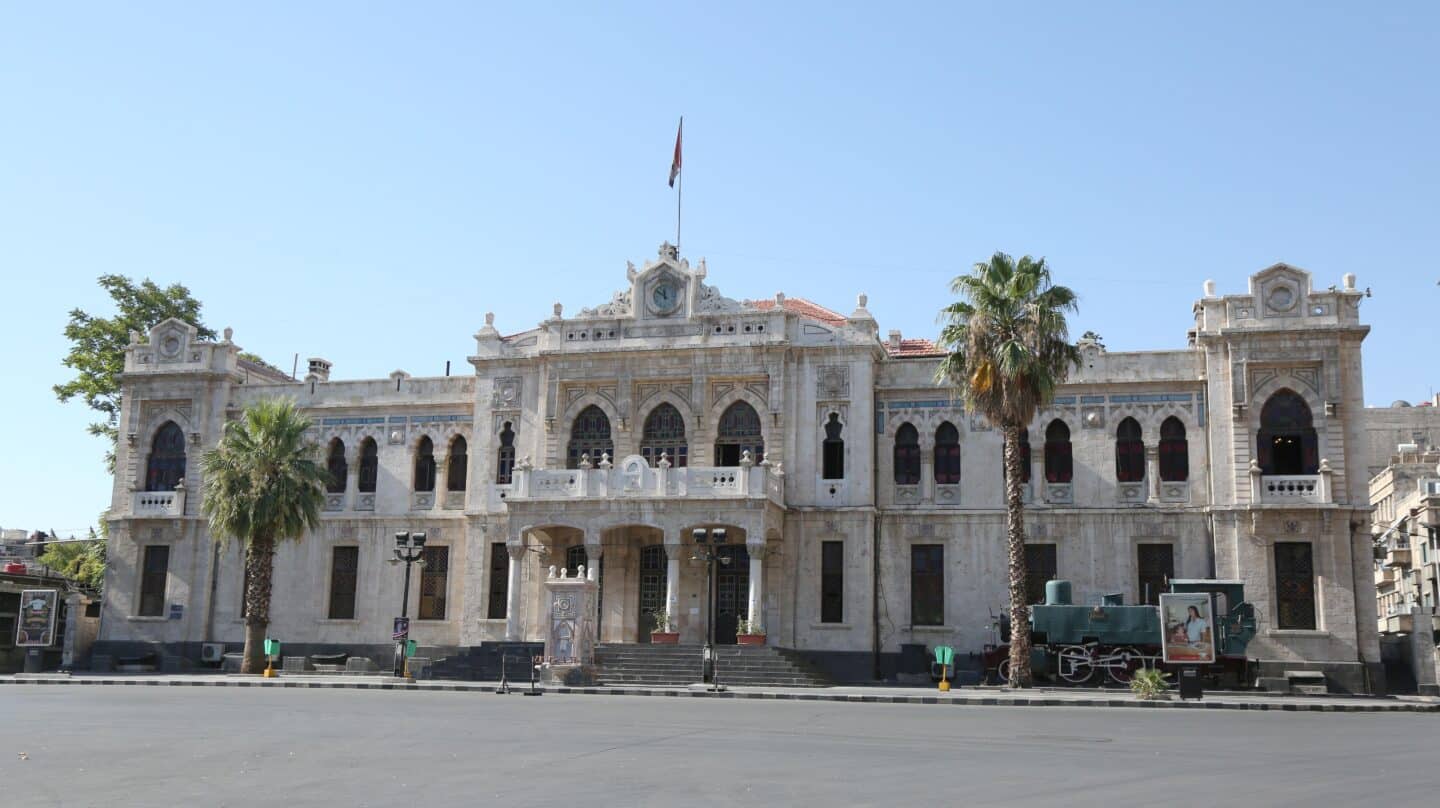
3;684;1437;807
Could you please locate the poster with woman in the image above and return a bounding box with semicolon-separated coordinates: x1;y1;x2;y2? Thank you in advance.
1159;592;1215;664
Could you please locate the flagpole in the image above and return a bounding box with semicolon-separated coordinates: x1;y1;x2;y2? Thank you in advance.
676;117;683;253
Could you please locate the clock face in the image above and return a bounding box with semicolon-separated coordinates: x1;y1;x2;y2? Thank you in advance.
651;281;680;314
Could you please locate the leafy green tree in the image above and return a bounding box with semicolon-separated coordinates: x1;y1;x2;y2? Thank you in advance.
936;252;1080;687
55;275;216;470
201;398;328;673
37;528;107;591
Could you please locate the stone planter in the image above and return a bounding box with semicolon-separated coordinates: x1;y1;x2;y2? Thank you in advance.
737;633;766;646
650;632;680;645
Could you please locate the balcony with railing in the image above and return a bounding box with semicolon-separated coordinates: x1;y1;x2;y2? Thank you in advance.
1251;459;1333;505
504;452;784;506
132;486;186;517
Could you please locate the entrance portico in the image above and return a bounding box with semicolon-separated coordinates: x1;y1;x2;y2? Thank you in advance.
504;516;781;648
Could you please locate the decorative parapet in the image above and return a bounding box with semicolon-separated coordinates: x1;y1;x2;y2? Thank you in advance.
507;454;783;506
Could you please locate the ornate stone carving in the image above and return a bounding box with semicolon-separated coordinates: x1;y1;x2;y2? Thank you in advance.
491;377;522;409
817;365;850;399
695;282;746;314
578;289;632;318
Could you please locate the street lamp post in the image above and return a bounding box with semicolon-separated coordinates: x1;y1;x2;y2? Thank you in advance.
691;527;729;686
389;531;427;677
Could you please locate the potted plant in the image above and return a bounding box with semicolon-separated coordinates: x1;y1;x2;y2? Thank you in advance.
736;617;766;646
1130;667;1172;701
649;610;679;644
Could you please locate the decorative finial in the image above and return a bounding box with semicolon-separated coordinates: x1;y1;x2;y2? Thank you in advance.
740;449;754;467
599;452;612;469
857;293;867;308
579;452;592;469
553;302;563;318
485;312;495;326
222;327;233;343
658;451;671;469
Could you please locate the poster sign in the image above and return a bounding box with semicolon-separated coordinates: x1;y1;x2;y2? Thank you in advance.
16;589;59;647
392;617;410;641
1160;592;1216;664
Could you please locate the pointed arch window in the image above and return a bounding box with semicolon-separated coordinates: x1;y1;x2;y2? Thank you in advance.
893;423;921;485
822;413;845;480
358;438;379;493
496;422;516;484
567;405;614;469
325;438;347;493
1258;390;1318;475
1044;420;1072;484
934;422;961;485
1115;417;1145;483
145;422;187;492
715;401;764;467
414;436;436;492
640;403;688;467
1159;417;1189;482
447;436;468;492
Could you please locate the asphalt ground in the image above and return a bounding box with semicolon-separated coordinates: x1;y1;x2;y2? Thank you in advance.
3;685;1436;807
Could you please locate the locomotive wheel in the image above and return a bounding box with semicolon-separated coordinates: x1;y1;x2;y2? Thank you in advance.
996;658;1011;684
1056;646;1094;684
1104;646;1144;685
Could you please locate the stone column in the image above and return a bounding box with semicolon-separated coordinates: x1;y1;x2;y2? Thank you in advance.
1029;446;1043;503
504;538;524;641
664;532;682;631
747;542;766;636
584;531;605;640
1146;446;1160;503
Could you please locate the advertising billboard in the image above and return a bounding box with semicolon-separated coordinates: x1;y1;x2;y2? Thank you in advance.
1160;592;1216;664
16;589;59;647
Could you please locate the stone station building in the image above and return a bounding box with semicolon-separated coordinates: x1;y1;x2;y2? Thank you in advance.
96;245;1382;690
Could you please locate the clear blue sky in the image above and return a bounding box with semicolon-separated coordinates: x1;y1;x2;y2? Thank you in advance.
3;3;1436;535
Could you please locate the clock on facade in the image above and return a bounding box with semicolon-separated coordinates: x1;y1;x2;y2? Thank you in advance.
650;280;680;315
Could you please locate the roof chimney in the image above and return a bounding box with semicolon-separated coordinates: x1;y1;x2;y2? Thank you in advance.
306;358;332;383
888;330;902;350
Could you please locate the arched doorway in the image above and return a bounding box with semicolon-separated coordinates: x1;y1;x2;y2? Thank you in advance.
713;545;751;644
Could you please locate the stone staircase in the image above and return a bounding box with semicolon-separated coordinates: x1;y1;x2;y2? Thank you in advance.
423;642;543;682
595;643;831;687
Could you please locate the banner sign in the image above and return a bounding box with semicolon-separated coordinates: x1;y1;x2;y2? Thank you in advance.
392;617;410;641
16;589;59;647
1160;592;1217;664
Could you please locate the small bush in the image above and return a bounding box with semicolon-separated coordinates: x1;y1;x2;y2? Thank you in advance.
1130;667;1171;699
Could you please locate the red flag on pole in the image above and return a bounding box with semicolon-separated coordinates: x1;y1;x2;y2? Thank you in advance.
668;117;683;188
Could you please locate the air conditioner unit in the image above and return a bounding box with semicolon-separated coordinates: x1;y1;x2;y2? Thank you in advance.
200;643;226;664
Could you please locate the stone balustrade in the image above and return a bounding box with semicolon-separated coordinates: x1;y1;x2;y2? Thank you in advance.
133;488;185;517
506;453;783;505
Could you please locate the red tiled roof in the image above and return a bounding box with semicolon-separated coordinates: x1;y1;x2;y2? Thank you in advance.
746;297;848;326
888;338;946;358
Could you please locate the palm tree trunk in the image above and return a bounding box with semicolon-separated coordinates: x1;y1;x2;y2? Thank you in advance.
240;535;276;674
1003;424;1032;688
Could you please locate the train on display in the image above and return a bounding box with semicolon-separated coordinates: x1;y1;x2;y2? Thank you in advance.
982;579;1258;686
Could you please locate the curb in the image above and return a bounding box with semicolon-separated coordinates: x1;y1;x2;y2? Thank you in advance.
4;677;1438;713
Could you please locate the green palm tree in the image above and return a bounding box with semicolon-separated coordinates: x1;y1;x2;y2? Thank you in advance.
936;252;1080;687
201;398;328;673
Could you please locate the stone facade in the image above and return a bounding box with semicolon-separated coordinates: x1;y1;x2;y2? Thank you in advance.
96;245;1383;690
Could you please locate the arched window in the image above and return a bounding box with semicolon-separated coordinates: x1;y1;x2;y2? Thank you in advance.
893;423;921;485
715;401;764;467
565;545;588;577
145;421;187;492
447;436;468;492
414;436;436;492
1004;428;1032;484
1115;417;1145;483
1258;390;1318;475
357;438;379;493
567;405;614;469
934;422;961;485
325;438;347;494
496;422;516;484
822;413;845;480
640;403;688;467
1044;420;1072;484
1159;417;1188;482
